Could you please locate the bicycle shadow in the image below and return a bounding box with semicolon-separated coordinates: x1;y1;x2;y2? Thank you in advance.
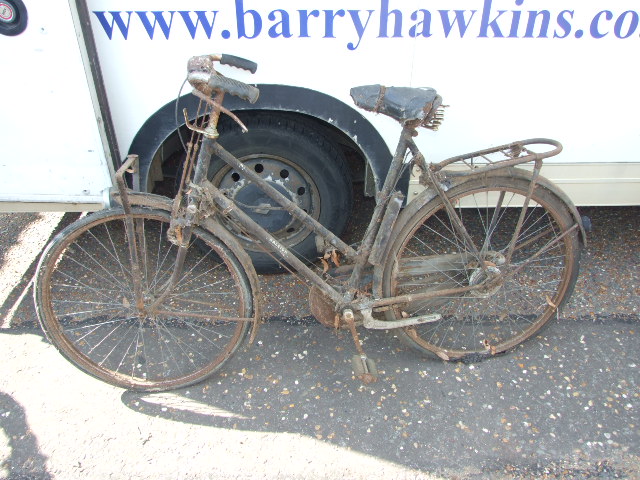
0;391;52;480
115;199;640;478
119;311;639;477
121;317;457;469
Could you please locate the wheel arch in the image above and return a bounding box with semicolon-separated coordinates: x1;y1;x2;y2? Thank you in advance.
127;84;392;194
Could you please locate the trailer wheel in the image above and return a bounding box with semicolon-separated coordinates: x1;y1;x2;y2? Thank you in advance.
0;0;28;36
208;112;353;273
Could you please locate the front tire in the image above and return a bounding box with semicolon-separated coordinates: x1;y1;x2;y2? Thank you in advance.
34;208;254;391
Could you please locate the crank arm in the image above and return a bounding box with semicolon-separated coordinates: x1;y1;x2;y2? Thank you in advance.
360;309;441;330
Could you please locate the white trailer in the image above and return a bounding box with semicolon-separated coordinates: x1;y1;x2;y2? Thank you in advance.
1;1;638;263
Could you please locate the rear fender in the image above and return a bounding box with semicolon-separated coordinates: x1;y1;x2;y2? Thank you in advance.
493;167;587;245
372;167;587;295
403;167;586;244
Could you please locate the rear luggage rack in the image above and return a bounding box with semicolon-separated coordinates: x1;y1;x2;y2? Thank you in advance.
432;138;563;177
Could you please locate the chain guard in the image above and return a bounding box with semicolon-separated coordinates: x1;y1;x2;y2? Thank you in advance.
309;286;342;329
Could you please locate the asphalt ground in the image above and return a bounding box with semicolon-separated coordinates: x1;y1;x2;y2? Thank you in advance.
0;202;638;480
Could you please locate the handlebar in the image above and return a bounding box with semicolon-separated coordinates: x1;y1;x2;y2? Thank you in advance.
219;54;258;74
187;53;260;104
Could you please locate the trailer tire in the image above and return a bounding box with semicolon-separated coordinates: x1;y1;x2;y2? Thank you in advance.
208;112;353;273
0;0;28;36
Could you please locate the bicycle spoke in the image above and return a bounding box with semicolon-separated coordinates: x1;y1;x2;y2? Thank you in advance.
37;209;252;390
384;181;578;358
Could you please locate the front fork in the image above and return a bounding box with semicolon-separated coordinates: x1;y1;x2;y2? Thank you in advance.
147;132;219;313
113;141;211;316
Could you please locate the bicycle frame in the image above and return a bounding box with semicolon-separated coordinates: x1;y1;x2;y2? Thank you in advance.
186;116;421;312
114;84;578;330
35;53;588;391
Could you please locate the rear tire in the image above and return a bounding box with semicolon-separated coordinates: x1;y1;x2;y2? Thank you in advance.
382;176;580;361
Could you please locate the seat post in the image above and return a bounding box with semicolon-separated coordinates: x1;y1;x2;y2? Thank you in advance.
346;125;415;296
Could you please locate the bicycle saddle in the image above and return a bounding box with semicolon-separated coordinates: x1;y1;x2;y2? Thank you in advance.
350;85;441;126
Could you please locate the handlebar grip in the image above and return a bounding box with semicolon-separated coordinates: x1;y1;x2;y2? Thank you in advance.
208;74;260;104
220;54;258;74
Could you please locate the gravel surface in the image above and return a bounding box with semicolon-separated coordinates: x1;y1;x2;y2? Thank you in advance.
0;203;637;480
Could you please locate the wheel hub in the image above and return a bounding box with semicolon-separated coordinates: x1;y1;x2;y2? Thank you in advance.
468;265;503;298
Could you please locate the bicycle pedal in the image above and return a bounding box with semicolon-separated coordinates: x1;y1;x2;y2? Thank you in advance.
351;354;378;384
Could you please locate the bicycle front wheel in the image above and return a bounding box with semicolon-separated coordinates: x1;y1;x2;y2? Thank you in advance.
382;176;580;361
35;208;255;391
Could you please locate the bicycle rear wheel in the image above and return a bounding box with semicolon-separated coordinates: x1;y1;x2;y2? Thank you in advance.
382;176;581;361
35;207;255;391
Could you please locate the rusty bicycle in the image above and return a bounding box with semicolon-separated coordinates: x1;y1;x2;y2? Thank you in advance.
34;54;585;391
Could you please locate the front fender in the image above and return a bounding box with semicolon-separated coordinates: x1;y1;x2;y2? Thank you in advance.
106;190;263;338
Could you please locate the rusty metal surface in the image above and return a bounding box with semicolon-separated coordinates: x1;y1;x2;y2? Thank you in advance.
44;54;586;392
308;286;340;329
433;138;563;175
368;191;404;266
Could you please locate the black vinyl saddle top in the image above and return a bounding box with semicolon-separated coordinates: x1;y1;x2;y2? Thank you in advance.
350;85;439;124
